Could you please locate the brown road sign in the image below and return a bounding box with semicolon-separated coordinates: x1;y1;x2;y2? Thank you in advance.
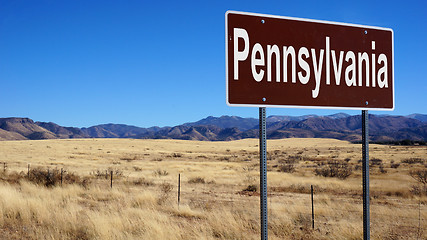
226;11;394;110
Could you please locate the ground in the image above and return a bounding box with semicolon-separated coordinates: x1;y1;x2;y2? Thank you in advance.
0;138;425;239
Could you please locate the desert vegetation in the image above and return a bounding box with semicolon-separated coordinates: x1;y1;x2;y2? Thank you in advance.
0;138;426;239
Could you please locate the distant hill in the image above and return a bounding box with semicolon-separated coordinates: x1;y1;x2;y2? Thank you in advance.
267;113;350;123
0;113;426;142
407;114;427;122
0;118;56;140
183;116;258;131
36;122;89;139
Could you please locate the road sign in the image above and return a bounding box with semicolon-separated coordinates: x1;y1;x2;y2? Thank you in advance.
226;11;394;110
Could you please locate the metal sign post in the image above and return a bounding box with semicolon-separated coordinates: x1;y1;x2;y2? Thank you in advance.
259;107;268;240
362;110;370;240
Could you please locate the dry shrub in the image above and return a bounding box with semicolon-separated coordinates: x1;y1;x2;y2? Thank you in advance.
292;213;312;230
133;166;143;171
314;160;352;179
390;163;400;168
379;164;387;174
410;169;427;185
27;167;56;186
160;182;173;193
188;177;205;184
402;158;424;164
132;177;154;186
108;168;123;177
90;169;110;179
286;155;304;163
91;168;122;179
28;168;80;187
410;185;427;196
279;164;296;173
62;170;81;184
243;184;257;192
0;171;25;184
409;169;427;196
120;154;140;161
153;169;169;177
370;158;383;166
157;182;173;205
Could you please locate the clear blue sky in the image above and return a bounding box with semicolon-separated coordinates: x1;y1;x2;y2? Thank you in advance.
1;0;426;127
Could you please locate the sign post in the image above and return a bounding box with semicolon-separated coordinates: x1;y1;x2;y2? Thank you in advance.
362;110;370;239
259;107;268;240
225;10;393;240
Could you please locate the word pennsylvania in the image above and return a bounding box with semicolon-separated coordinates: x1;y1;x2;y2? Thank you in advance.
233;28;389;99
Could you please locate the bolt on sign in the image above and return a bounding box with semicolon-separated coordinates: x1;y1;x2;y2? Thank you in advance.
226;11;394;110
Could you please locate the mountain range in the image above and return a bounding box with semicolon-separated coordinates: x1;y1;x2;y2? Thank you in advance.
0;113;426;142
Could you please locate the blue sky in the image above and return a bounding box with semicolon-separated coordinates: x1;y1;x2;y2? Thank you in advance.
0;0;426;127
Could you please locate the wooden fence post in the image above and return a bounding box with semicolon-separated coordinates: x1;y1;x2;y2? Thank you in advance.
311;185;315;229
178;173;181;207
110;171;113;188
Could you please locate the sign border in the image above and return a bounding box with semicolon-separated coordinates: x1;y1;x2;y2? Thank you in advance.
225;10;395;111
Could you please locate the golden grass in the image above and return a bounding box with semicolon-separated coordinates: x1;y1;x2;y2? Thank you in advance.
0;138;426;239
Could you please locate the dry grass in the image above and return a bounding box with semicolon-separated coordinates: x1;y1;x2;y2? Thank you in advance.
0;138;426;239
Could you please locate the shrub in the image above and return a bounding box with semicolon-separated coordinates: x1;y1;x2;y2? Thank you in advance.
132;177;154;186
409;169;427;185
120;155;139;161
379;164;387;174
153;169;169;177
370;158;383;166
279;164;295;173
160;182;173;194
314;160;352;179
109;168;123;177
243;184;257;192
188;177;205;184
133;166;143;171
390;163;400;168
157;182;173;205
410;185;427;196
293;213;312;230
28;168;81;187
91;169;109;179
286;155;303;163
402;158;424;165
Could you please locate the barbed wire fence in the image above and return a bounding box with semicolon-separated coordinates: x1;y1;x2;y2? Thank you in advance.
0;161;425;238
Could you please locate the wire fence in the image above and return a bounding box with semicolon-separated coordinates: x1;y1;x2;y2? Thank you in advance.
1;161;426;236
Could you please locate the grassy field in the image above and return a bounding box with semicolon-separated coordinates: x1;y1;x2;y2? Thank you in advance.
0;138;426;239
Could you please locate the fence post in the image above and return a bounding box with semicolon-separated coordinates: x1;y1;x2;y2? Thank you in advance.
27;164;30;178
110;171;113;188
3;162;6;173
417;200;421;239
178;173;181;207
61;168;63;186
311;185;315;229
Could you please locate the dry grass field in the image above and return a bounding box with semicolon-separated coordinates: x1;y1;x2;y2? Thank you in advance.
0;138;426;239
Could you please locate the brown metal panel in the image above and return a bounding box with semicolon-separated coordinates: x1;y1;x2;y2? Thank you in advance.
226;11;394;110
